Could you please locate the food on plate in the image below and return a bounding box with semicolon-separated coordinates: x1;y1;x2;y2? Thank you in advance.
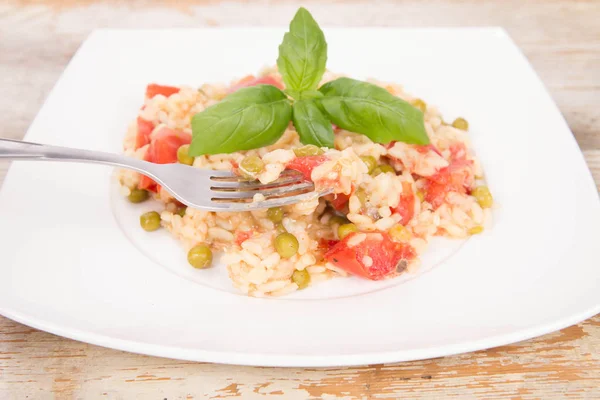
187;245;213;269
117;8;493;296
139;211;161;232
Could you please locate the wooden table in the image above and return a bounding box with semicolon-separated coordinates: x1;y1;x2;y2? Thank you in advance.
1;1;599;398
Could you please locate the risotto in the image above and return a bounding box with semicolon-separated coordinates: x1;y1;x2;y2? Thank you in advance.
117;69;493;297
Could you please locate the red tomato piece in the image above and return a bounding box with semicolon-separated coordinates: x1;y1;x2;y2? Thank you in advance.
138;174;158;193
138;127;192;192
229;160;240;176
318;238;340;252
286;155;329;181
448;142;467;161
330;192;351;211
135;117;155;149
146;84;180;99
234;230;253;246
415;144;442;157
428;159;473;188
148;127;192;163
393;182;415;225
424;158;474;209
325;232;416;280
423;181;447;209
229;75;284;93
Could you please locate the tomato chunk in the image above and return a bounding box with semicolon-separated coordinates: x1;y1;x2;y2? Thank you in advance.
393;182;415;225
229;75;284;93
423;181;447;209
330;192;350;211
319;238;340;252
422;142;474;207
415;144;442;157
325;232;416;280
286;155;329;181
138;174;158;192
424;158;474;208
148;127;192;163
234;230;253;246
135;117;155;149
146;84;180;99
138;127;192;192
448;142;467;161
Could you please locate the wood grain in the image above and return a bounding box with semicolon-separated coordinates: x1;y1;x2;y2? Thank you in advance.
0;0;599;398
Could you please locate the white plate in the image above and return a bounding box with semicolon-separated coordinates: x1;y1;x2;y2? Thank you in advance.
0;28;598;367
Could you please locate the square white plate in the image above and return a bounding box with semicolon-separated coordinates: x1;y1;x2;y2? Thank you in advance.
0;28;598;367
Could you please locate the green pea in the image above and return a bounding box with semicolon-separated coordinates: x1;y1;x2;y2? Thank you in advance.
292;269;311;290
240;155;264;178
140;211;161;232
371;164;396;177
274;232;299;259
176;207;187;217
267;207;284;223
187;244;213;269
128;188;149;204
360;156;377;174
412;98;427;113
329;215;348;226
338;223;358;240
452;117;469;130
354;189;368;206
294;145;324;157
468;226;484;235
177;144;194;166
471;186;493;208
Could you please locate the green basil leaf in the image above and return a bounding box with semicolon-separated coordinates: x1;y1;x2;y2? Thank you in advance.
319;78;430;145
277;7;327;92
292;99;334;148
189;85;292;155
284;89;301;99
298;90;324;100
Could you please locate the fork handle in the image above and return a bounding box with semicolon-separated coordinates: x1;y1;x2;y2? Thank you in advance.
0;137;158;177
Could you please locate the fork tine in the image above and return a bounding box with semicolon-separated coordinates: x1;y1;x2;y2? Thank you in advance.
207;170;239;178
209;169;301;181
210;182;314;200
210;190;327;210
210;174;306;189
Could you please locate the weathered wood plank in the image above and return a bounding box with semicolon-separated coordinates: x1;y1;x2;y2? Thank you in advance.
0;316;598;398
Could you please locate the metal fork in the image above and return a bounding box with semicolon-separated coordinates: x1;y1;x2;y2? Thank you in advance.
0;138;329;211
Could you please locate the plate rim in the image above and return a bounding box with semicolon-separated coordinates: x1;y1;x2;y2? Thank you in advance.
1;299;598;367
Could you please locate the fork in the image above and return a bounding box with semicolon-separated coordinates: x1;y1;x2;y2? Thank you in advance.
0;138;330;211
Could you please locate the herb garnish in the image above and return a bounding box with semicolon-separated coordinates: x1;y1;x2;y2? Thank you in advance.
189;7;429;156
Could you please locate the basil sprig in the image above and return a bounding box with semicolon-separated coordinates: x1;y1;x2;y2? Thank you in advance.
189;7;428;156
